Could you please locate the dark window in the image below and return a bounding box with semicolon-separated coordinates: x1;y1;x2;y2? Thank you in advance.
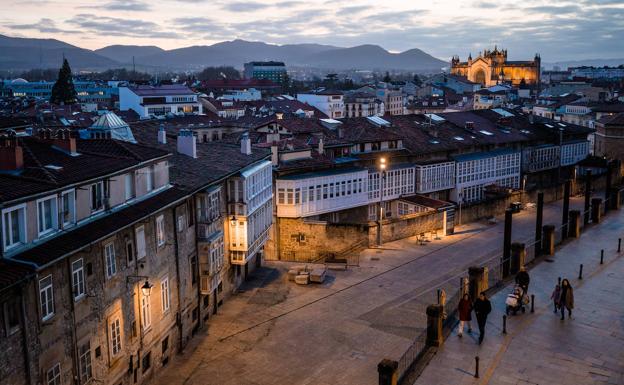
203;296;209;308
359;143;365;152
192;307;199;321
126;240;134;264
142;351;151;373
4;299;20;334
190;256;197;285
94;346;101;358
161;336;169;354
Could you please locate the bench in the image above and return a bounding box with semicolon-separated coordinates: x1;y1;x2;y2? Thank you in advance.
295;272;310;285
325;258;348;270
310;267;327;283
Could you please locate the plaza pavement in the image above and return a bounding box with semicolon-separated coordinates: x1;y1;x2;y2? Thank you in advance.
151;195;610;385
414;204;624;385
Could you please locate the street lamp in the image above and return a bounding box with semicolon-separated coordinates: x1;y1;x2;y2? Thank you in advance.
140;280;153;297
378;157;387;246
230;215;237;226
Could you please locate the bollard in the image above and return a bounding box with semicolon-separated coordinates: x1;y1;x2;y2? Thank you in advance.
531;294;535;313
474;356;480;379
558;276;561;286
542;225;556;256
377;359;399;385
591;198;603;223
426;304;444;347
579;264;584;279
568;210;581;238
619;238;622;253
600;250;604;265
510;242;526;274
502;315;507;334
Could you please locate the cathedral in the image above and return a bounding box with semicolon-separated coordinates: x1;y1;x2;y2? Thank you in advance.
450;47;541;87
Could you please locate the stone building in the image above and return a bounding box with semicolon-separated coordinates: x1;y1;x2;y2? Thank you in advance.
450;47;540;87
595;112;624;160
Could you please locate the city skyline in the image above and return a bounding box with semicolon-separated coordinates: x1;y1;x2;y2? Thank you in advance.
1;0;623;62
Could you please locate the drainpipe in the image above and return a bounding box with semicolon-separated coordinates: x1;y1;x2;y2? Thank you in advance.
171;208;184;352
19;282;33;385
66;258;80;385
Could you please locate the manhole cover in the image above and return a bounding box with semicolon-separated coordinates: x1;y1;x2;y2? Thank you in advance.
371;257;380;261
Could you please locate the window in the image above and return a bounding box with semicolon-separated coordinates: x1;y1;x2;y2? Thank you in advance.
156;215;165;247
146;165;155;192
79;342;92;383
46;363;61;385
161;336;169;354
3;299;21;335
125;173;136;201
104;243;116;279
71;259;85;301
142;351;151;373
161;277;170;313
277;188;285;204
37;196;57;237
126;239;134;265
61;190;75;227
2;205;26;250
90;181;105;212
109;316;122;357
141;294;151;330
39;275;54;321
136;226;146;260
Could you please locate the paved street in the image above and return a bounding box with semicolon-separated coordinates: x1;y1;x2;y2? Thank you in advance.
415;203;624;385
151;195;608;385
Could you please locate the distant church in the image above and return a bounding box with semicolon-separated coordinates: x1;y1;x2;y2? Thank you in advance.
450;47;540;87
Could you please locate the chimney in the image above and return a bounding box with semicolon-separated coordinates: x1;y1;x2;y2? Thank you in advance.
52;129;77;154
177;129;197;158
241;132;252;155
158;124;167;144
271;142;279;166
318;137;324;155
0;134;24;171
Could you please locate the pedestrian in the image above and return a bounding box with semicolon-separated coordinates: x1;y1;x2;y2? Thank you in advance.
515;266;530;294
473;292;491;345
457;293;472;337
550;282;561;313
558;279;574;320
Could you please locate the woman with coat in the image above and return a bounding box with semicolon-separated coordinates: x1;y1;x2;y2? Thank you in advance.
473;292;492;344
457;293;472;337
558;279;574;320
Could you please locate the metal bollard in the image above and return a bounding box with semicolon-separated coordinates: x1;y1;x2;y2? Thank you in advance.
474;356;480;378
601;249;604;265
502;315;507;334
579;264;584;279
619;238;622;253
531;294;535;313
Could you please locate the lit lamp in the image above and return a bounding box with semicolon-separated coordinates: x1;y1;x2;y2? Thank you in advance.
140;280;153;297
230;215;237;226
378;157;388;246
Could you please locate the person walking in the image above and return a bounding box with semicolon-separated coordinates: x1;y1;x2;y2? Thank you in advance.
550;282;561;313
558;279;574;320
515;266;530;293
457;293;472;337
474;292;491;345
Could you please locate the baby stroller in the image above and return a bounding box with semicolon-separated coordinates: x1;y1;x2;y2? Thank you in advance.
505;284;528;315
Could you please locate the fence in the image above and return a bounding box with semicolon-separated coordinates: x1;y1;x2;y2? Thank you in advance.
393;191;614;384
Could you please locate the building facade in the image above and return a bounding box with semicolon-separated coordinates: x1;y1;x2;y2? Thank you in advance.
297;91;345;119
243;62;287;84
119;85;202;118
450;47;540;87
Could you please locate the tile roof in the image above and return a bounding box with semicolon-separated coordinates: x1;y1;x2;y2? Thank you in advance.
11;187;188;268
0;136;170;203
129;121;271;192
0;260;34;290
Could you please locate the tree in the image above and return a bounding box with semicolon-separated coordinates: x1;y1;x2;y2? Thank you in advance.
412;74;422;87
383;71;392;83
50;58;77;105
196;66;241;81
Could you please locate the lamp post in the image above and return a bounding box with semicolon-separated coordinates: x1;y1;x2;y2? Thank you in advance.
126;275;153;343
377;157;387;246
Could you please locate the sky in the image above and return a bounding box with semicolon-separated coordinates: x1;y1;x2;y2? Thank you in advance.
1;0;623;62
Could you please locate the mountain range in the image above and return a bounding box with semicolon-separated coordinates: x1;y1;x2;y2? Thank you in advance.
0;34;448;72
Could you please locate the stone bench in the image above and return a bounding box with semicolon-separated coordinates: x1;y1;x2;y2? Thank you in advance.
310;267;327;283
295;272;310;285
325;258;348;270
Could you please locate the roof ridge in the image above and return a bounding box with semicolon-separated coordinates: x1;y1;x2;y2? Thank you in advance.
21;141;59;185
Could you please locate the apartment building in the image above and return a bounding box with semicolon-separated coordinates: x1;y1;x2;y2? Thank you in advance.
297;90;345;119
119;85;202;118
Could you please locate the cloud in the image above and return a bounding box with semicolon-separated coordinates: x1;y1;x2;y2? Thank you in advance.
67;14;180;39
222;1;272;12
81;0;151;11
472;1;498;8
9;18;78;34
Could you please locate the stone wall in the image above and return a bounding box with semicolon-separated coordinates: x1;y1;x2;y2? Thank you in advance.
369;211;444;245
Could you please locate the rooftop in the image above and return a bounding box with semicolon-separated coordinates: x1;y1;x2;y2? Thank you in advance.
128;84;196;97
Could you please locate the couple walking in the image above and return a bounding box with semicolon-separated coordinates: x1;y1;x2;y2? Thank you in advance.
551;278;575;320
457;292;491;345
